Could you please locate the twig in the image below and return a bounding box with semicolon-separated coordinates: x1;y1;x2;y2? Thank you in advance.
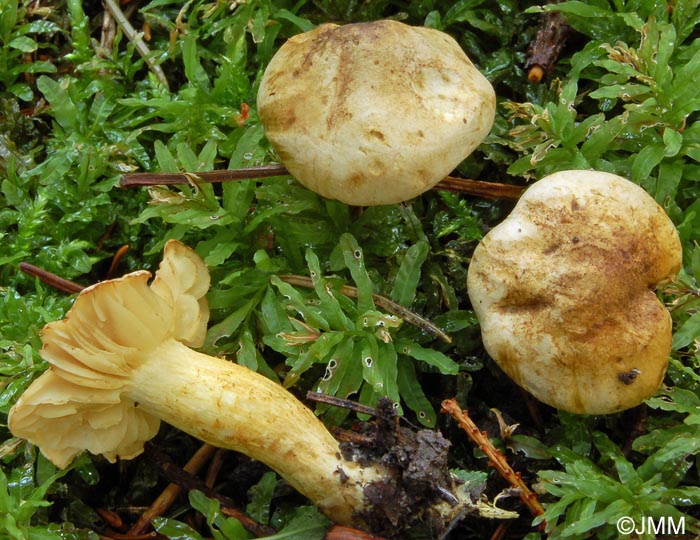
99;532;157;540
107;245;130;279
128;444;217;535
437;176;523;200
525;1;572;83
489;521;511;540
18;263;85;294
120;166;523;200
119;165;289;187
99;7;117;53
220;506;276;536
325;525;388;540
96;507;124;530
518;388;544;432
103;0;170;90
440;398;545;522
100;531;158;540
307;391;386;418
143;444;276;537
622;405;648;458
204;448;227;489
278;274;452;344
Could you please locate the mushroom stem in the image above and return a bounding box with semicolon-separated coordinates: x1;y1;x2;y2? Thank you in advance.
127;339;383;524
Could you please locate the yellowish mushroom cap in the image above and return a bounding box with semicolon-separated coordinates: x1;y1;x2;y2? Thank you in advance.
467;170;682;414
8;241;210;467
257;20;496;206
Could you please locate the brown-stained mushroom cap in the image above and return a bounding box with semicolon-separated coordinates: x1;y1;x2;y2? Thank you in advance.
257;20;496;206
467;170;682;414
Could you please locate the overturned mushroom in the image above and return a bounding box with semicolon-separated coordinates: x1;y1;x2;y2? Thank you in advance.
8;241;382;524
467;170;682;414
9;241;494;532
257;20;496;206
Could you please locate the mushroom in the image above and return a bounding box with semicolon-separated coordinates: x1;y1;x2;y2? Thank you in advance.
466;170;682;414
8;240;382;524
9;241;479;531
256;20;496;206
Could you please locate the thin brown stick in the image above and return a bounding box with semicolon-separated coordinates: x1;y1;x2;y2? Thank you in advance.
107;245;130;279
120;166;523;200
103;0;169;89
119;165;289;187
128;444;218;535
96;507;124;530
328;426;375;445
489;521;511;540
99;7;117;53
100;532;157;540
204;448;227;489
525;1;572;83
278;274;452;344
219;506;276;536
325;525;388;540
438;176;523;200
307;391;384;418
440;398;545;522
18;263;85;294
519;388;544;432
146;445;276;537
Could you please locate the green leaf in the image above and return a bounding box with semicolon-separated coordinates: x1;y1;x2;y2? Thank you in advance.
189;491;250;540
259;506;329;540
673;310;700;350
8;36;37;52
182;34;211;89
273;9;315;32
305;249;352;331
0;0;17;38
246;472;277;524
284;331;346;387
339;233;375;314
390;241;429;307
663;129;683;158
206;292;263;347
154;140;180;173
631;144;666;183
270;276;329;331
397;355;436;427
593;432;641;491
316;338;362;405
37;76;79;131
153;517;207;540
396;339;459;375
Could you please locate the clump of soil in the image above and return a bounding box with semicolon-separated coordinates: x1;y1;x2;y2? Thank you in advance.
338;398;457;537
